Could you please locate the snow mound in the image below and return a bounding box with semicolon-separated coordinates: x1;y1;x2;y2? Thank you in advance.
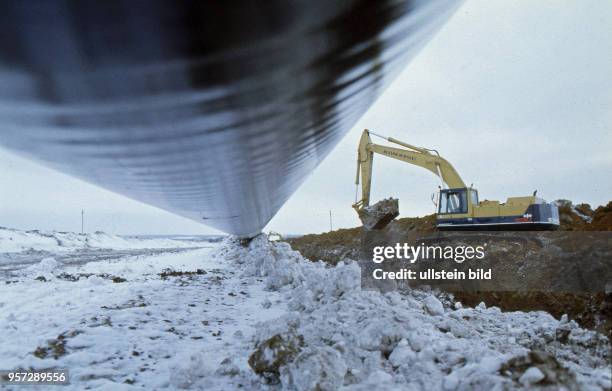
22;257;60;278
169;352;212;389
0;226;197;253
213;235;611;390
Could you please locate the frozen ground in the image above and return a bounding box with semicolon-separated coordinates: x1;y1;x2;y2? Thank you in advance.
0;227;200;254
0;228;207;278
0;235;610;390
0;242;285;390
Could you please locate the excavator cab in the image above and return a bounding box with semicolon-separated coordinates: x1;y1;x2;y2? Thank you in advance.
437;188;478;215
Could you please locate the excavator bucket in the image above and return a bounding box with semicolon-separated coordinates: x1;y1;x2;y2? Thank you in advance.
358;198;399;230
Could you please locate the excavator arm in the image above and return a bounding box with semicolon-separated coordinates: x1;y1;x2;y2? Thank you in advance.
353;129;465;211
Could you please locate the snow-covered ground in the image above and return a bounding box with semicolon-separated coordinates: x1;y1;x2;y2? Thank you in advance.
0;227;199;254
0;236;610;390
0;244;285;390
0;227;214;279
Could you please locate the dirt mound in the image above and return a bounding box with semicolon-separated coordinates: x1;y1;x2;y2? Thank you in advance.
557;200;589;230
500;351;578;389
558;200;612;231
288;227;362;266
287;214;437;265
590;202;612;231
575;203;595;218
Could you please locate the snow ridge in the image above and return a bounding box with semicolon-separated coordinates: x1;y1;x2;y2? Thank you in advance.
217;235;610;390
0;226;197;253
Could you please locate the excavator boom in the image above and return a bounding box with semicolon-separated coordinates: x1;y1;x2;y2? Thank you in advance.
353;129;465;225
355;130;465;208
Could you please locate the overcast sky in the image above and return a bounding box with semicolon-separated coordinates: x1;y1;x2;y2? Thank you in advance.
1;0;610;235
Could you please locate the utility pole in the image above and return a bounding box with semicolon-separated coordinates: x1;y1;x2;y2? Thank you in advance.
81;209;84;234
329;210;333;232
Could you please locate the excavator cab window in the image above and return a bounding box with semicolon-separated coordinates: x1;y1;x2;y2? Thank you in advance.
438;188;468;214
469;189;479;205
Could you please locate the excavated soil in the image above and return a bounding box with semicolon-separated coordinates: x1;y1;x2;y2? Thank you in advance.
557;200;612;231
291;215;437;266
287;201;612;337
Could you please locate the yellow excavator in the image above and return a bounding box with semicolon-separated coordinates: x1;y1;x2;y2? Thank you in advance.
352;129;560;230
